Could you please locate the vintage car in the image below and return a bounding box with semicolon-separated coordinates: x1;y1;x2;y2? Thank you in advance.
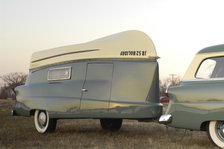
12;30;162;133
159;44;224;148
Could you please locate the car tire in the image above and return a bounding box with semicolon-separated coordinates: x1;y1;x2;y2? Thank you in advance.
100;118;122;131
34;110;57;133
207;121;224;148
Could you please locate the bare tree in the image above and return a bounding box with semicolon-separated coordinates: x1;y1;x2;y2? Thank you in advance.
0;72;27;99
0;85;8;99
160;74;181;95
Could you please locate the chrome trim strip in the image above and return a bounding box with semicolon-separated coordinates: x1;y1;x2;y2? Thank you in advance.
32;49;100;63
183;78;224;83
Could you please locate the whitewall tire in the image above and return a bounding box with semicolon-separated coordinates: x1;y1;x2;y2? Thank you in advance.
34;110;57;133
207;121;224;148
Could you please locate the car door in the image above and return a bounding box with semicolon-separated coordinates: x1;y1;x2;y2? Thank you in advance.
80;63;114;113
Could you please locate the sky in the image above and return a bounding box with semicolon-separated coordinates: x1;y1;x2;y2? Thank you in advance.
1;0;224;79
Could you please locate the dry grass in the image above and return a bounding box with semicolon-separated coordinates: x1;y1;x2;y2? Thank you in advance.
0;100;218;149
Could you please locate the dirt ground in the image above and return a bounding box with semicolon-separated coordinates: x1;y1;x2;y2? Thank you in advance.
0;100;218;149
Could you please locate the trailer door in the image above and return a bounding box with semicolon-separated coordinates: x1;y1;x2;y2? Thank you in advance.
80;63;113;112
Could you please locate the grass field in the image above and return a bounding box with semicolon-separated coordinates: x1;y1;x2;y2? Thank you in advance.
0;100;218;149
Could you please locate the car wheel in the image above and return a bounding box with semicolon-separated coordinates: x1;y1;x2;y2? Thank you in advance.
207;121;224;148
100;118;122;131
34;110;57;133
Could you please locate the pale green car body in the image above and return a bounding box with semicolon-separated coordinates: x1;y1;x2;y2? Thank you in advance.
163;44;224;131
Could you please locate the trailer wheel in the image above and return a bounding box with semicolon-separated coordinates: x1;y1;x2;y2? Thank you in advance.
100;118;122;131
34;110;57;133
207;121;224;148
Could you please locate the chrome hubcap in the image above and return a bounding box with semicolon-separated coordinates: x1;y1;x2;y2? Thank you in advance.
38;111;47;127
216;121;224;141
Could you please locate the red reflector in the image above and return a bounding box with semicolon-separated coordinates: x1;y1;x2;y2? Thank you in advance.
160;96;170;103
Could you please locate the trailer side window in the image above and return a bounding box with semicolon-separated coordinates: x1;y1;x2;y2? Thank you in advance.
48;67;72;81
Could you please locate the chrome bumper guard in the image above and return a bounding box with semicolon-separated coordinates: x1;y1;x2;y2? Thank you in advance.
159;114;172;124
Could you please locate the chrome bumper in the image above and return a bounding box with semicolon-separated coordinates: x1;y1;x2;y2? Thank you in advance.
159;114;172;124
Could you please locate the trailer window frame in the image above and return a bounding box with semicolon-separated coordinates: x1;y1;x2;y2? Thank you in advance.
47;66;72;81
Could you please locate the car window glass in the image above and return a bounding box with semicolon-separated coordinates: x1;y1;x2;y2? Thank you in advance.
196;57;224;79
196;59;216;79
211;57;224;78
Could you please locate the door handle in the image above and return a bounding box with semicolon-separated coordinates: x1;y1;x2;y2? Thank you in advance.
81;88;88;92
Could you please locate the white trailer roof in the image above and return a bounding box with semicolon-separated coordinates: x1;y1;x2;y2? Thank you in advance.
30;30;157;69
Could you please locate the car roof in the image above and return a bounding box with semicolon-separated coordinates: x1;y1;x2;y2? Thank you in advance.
198;44;224;54
183;44;224;80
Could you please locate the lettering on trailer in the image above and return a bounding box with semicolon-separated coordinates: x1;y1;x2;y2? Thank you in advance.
120;51;147;56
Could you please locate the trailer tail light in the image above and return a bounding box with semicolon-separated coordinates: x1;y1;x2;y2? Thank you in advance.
160;87;170;103
160;96;170;104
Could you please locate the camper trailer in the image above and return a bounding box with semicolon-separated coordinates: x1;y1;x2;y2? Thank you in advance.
13;30;162;133
12;30;224;147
